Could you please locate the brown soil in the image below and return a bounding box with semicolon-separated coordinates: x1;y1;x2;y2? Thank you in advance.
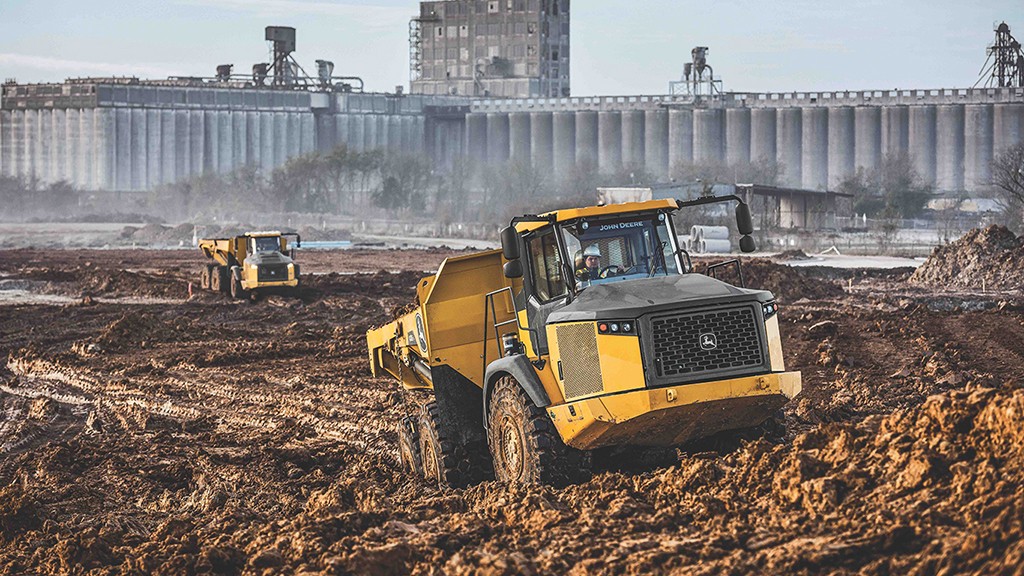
910;225;1024;291
1;249;1022;575
695;257;846;303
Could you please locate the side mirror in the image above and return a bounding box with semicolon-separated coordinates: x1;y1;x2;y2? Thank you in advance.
500;226;521;261
503;260;524;278
739;235;757;253
735;203;754;236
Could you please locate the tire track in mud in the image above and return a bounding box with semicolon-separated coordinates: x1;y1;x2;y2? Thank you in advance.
131;355;396;442
5;354;381;448
0;390;89;489
0;409;78;457
0;401;29;453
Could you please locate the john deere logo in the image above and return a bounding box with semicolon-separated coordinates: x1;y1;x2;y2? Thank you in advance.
700;333;718;350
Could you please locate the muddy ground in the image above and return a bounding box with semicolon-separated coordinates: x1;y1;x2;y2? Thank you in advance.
0;247;1022;575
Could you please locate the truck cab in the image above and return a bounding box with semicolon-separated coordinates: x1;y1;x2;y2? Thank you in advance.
197;231;301;299
238;232;301;292
495;198;799;459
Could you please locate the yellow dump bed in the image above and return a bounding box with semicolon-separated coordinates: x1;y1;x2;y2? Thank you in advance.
198;237;246;267
367;249;516;391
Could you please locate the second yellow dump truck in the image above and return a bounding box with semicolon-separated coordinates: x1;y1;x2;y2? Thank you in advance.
367;196;801;487
198;231;301;299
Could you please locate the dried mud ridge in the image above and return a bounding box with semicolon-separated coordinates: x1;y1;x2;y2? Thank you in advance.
1;245;1023;574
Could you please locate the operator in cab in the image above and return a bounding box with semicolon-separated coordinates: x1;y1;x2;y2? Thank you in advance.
574;245;602;282
575;244;627;284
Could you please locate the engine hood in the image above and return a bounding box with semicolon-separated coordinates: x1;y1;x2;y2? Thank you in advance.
548;273;773;323
244;251;293;266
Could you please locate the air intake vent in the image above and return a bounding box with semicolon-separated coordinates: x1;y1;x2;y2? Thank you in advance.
650;305;766;381
556;323;603;400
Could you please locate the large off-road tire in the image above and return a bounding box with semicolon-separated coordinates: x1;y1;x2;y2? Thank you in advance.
210;266;226;293
200;265;212;290
397;416;422;475
217;266;230;293
229;267;245;300
487;375;591;487
417;401;490;489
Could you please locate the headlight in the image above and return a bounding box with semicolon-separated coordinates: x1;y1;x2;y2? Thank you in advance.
762;301;778;320
598;320;636;335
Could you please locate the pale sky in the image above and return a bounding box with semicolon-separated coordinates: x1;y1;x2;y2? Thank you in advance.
1;0;1022;95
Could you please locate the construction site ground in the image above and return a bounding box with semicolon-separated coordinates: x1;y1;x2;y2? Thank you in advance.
1;246;1022;575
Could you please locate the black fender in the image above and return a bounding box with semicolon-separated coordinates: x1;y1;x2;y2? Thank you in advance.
483;355;551;429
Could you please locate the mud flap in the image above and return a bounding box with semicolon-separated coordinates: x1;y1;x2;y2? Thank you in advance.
430;365;486;447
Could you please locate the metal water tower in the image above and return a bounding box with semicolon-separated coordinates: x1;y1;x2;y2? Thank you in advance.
266;26;298;86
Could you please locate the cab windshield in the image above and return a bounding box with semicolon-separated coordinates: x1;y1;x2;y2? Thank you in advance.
561;214;680;289
252;236;281;253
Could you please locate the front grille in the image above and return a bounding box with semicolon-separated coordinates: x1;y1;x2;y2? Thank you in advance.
556;323;604;400
650;305;766;381
258;264;289;282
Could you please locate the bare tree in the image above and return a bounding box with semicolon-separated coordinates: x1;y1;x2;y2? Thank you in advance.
371;154;433;213
991;143;1024;228
836;153;932;219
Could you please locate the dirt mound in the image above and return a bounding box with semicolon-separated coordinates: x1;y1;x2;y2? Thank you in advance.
120;223;196;247
696;258;845;303
295;225;352;242
774;249;812;261
97;312;193;350
910;225;1024;290
78;269;188;299
67;312;198;357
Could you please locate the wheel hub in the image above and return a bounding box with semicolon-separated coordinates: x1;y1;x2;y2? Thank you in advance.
500;416;523;479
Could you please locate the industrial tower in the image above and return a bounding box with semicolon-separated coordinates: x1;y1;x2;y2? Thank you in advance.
976;21;1024;88
409;0;570;98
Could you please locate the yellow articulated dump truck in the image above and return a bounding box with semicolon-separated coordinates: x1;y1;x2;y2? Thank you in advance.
198;231;301;299
367;196;801;487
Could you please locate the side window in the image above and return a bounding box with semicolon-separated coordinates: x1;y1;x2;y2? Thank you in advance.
527;230;566;302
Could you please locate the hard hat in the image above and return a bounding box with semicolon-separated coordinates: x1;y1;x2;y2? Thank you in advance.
583;245;601;258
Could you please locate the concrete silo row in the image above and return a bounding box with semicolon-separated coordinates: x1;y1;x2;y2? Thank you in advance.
328;113;422;155
0;107;421;191
463;102;1024;193
3;97;1022;193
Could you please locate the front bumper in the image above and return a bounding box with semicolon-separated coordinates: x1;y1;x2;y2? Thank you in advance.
547;371;801;450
